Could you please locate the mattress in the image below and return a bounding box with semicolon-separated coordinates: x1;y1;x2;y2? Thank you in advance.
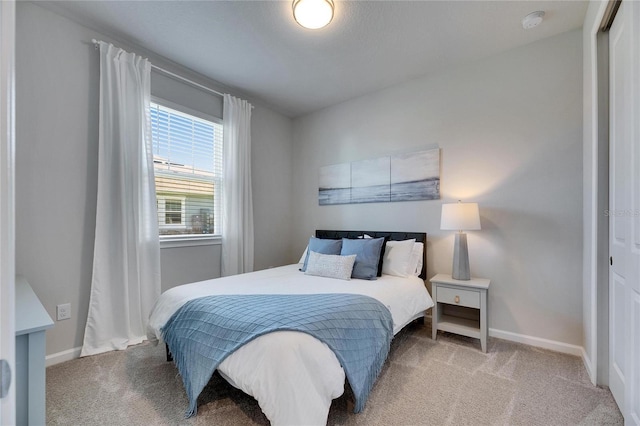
147;264;434;425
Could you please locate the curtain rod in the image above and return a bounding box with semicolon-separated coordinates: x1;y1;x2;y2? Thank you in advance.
92;39;225;99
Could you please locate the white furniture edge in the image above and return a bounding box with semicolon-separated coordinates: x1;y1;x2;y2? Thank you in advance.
15;277;53;335
430;274;490;289
15;276;54;426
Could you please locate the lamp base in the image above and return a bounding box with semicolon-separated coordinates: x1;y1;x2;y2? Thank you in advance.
452;232;471;280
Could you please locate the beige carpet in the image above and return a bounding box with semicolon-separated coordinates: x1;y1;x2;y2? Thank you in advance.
46;322;623;425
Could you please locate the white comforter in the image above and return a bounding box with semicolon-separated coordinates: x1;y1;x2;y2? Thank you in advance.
147;264;433;425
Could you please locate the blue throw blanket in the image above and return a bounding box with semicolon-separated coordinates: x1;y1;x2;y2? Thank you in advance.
161;293;393;418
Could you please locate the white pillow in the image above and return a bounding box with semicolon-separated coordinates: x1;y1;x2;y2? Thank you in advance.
297;234;314;264
381;239;416;277
298;247;308;264
407;242;424;276
304;251;356;280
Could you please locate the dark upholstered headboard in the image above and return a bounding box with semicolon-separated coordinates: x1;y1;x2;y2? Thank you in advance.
315;230;427;280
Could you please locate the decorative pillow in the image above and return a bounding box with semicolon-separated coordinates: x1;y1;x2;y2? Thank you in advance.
407;242;424;276
300;237;342;272
381;239;416;277
363;233;390;277
304;252;357;280
340;237;385;280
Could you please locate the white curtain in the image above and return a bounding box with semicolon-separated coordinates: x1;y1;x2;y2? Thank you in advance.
81;42;161;357
222;94;254;276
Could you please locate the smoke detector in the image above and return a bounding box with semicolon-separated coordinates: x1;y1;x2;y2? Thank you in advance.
522;11;545;29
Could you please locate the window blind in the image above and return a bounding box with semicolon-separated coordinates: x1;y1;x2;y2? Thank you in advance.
150;102;223;236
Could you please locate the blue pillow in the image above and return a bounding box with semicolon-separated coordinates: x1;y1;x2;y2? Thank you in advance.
340;237;385;280
300;237;343;272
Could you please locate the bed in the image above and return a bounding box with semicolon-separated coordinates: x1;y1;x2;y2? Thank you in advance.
147;230;433;425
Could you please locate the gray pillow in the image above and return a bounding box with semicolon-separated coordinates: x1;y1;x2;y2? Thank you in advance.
340;237;385;280
304;252;357;281
300;237;343;272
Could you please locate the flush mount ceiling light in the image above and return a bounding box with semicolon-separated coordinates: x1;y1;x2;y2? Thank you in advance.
293;0;334;30
522;11;545;29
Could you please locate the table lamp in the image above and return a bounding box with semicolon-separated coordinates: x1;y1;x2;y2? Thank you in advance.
440;201;481;280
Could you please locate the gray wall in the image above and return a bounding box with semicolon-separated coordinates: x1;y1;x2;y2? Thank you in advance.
15;1;583;356
15;2;293;356
292;30;583;345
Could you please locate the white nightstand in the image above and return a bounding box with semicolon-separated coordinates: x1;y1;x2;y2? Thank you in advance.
430;273;490;352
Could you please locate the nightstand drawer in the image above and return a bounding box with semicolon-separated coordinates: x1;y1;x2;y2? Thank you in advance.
436;286;480;309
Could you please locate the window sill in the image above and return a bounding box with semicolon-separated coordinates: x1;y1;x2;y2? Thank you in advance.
160;235;222;249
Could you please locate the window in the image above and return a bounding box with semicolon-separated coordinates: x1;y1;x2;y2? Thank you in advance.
157;195;186;228
165;200;183;224
150;101;223;238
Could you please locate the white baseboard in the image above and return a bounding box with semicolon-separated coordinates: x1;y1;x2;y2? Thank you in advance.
489;328;583;357
46;346;82;367
581;348;597;385
49;329;588;370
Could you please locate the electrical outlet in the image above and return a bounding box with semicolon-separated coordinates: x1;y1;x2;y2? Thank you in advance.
56;303;71;321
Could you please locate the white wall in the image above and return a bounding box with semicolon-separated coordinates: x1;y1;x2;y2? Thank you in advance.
15;2;293;356
292;30;584;346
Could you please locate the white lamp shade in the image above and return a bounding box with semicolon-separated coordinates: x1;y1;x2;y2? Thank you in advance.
293;0;334;29
440;202;481;231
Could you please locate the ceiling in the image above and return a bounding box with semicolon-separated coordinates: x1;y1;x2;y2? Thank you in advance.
38;1;589;117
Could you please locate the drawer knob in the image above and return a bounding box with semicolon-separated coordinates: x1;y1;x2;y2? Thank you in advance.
454;295;460;303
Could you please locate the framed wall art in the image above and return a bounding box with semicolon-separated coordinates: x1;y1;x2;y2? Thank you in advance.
319;148;440;205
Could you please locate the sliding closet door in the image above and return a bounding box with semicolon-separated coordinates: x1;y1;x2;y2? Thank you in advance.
608;0;628;414
625;2;640;423
609;1;640;423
